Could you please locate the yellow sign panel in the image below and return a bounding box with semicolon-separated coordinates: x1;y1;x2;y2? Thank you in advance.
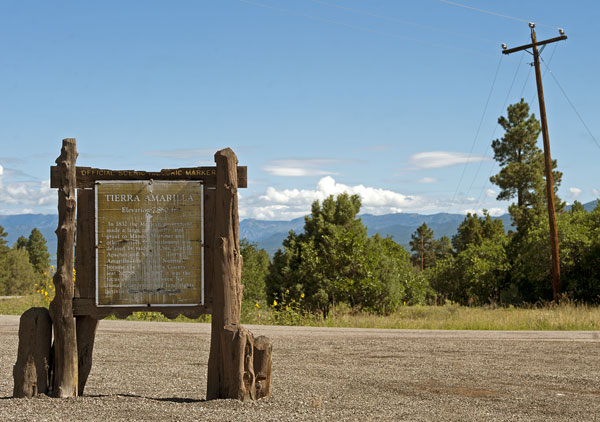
95;181;204;306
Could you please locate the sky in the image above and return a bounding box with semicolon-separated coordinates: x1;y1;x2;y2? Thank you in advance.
1;0;599;220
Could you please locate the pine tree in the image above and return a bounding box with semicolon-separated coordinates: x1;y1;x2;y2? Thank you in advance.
14;236;28;250
409;223;435;271
490;99;563;231
26;228;50;274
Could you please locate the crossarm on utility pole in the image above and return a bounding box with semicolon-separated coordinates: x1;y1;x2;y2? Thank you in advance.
502;35;567;55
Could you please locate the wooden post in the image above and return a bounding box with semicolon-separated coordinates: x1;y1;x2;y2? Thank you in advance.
75;189;98;395
206;148;271;401
502;25;567;302
531;27;561;301
49;138;79;398
13;307;53;397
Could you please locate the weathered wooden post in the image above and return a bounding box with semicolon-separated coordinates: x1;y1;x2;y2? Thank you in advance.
49;138;79;397
206;148;272;401
12;307;52;397
74;188;98;396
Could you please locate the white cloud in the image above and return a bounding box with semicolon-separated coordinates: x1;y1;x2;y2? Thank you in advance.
593;188;600;197
463;207;506;217
0;179;55;208
485;188;497;198
241;176;424;220
262;166;335;177
0;164;3;176
410;151;491;169
569;187;582;198
417;177;437;184
262;158;350;177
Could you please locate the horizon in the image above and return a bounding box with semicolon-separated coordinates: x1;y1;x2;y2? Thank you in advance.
1;1;598;219
2;198;598;222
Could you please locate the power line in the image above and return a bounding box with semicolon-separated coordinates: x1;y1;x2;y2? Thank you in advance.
311;0;497;43
466;51;525;205
238;0;495;58
439;0;557;28
450;55;503;212
540;60;600;152
475;44;559;208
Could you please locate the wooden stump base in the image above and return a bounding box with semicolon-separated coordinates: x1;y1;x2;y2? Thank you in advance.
253;335;273;399
217;325;272;401
13;307;53;398
76;315;98;395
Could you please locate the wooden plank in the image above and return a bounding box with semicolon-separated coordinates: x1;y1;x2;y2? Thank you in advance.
72;298;211;319
204;188;216;306
51;166;247;189
75;189;99;396
75;189;95;299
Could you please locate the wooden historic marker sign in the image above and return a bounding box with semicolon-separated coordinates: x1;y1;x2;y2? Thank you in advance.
95;181;204;307
15;140;272;401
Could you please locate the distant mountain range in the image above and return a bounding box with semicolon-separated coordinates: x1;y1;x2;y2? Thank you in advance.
0;214;58;259
240;212;514;255
1;200;597;257
242;199;597;254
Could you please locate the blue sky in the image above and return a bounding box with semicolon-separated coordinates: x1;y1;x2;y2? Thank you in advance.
1;0;598;220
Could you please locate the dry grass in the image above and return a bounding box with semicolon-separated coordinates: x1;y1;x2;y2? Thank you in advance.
311;302;600;331
2;295;599;331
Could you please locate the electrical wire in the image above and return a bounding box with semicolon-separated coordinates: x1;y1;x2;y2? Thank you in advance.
450;55;503;212
238;0;495;58
439;0;557;29
541;60;600;152
311;0;497;43
466;51;525;203
474;44;560;208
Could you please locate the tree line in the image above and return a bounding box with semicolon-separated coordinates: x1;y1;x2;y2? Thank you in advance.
2;100;597;312
241;100;600;314
0;226;50;296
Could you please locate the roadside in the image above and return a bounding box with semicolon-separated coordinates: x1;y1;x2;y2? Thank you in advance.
1;317;599;421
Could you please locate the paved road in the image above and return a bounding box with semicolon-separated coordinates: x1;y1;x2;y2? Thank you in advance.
1;315;599;421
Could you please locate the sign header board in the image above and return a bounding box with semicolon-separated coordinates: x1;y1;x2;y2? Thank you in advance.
95;181;204;307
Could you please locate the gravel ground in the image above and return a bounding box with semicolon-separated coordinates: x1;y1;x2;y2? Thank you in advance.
1;315;599;421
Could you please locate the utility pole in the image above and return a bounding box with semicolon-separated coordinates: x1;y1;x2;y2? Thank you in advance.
502;23;567;302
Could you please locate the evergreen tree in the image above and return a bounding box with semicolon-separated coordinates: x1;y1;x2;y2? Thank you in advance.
0;248;38;295
0;226;38;295
240;239;270;305
14;236;28;250
0;225;8;252
452;211;505;253
433;235;453;261
409;223;435;271
265;193;427;315
26;228;50;274
490;99;563;232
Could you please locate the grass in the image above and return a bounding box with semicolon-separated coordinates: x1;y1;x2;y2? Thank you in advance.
2;295;599;331
0;295;48;315
244;301;600;331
